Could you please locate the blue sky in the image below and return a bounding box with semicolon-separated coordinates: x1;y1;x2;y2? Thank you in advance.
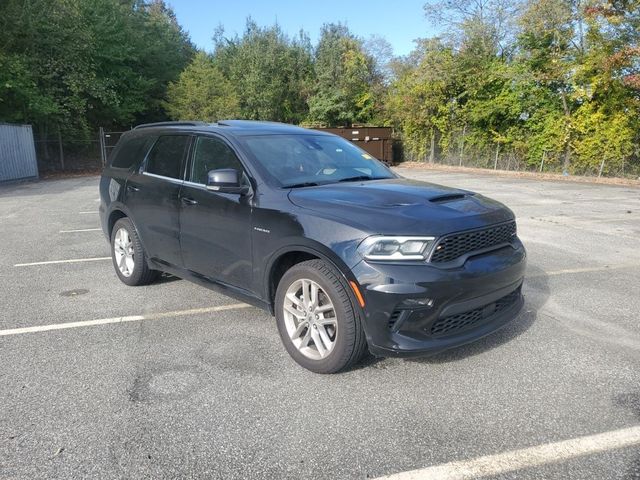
167;0;434;57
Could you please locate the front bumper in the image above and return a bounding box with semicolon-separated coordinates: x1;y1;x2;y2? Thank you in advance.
352;240;526;357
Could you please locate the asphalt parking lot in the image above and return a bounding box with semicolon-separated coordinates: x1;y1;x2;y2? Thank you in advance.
1;168;639;479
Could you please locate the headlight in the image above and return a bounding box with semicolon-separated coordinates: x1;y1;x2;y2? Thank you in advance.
358;236;435;261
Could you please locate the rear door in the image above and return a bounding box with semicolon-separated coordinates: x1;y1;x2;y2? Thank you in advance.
100;134;156;235
179;135;253;289
124;134;191;268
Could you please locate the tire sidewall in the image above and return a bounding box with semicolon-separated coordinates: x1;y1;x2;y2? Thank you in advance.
275;261;356;373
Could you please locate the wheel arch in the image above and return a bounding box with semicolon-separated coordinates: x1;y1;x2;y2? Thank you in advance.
105;205;151;257
264;242;361;316
107;209;128;238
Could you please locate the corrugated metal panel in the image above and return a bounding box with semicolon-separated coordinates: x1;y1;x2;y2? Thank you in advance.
0;123;39;182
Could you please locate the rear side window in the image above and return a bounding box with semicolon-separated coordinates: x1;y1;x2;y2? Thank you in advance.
190;136;244;184
110;136;154;169
145;135;189;179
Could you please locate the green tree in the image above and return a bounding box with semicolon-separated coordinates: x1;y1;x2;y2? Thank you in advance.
0;0;95;140
133;0;196;123
570;0;640;174
213;20;313;123
386;39;459;162
307;23;380;126
0;0;194;143
517;0;581;172
382;0;640;175
417;0;528;165
572;102;634;175
166;52;239;121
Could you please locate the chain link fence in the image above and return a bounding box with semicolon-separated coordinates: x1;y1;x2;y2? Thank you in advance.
33;128;129;173
398;139;640;180
33;135;101;173
30;126;640;180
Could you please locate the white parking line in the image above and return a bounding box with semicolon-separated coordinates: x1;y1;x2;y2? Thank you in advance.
59;228;102;233
0;304;251;337
550;265;640;275
78;211;97;214
374;425;640;480
14;257;111;267
536;264;640;277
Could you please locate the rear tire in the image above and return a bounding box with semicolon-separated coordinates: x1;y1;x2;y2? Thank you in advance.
275;259;367;373
110;217;159;286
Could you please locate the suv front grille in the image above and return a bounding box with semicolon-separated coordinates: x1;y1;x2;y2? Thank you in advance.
429;288;521;337
430;221;516;264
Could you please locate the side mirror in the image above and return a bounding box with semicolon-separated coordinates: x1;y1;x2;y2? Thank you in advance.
206;169;249;195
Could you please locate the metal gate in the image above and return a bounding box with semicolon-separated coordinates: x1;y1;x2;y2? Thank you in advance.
98;127;127;167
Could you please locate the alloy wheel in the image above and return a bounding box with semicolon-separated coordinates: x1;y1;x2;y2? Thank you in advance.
113;227;135;277
282;278;338;360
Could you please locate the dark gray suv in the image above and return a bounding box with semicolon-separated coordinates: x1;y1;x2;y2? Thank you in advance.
99;120;526;373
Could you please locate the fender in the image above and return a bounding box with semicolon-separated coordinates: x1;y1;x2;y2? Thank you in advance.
262;239;365;317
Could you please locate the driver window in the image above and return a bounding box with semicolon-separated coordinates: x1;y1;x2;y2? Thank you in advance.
190;136;244;184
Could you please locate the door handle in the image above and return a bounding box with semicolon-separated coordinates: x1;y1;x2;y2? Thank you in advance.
181;197;198;206
127;185;140;192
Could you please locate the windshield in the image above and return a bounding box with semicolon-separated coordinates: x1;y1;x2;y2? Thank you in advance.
239;134;395;187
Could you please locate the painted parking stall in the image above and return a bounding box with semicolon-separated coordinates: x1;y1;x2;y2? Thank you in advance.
0;172;639;479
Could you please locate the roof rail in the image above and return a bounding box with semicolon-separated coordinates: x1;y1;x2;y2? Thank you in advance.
133;121;208;130
216;120;286;127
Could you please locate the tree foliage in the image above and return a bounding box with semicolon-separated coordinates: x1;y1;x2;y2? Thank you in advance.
389;0;640;174
386;39;459;162
306;24;381;126
165;21;384;128
0;0;194;141
1;0;638;176
211;21;314;124
166;52;239;121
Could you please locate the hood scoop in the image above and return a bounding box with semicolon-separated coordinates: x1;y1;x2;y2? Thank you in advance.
429;193;469;203
287;178;511;233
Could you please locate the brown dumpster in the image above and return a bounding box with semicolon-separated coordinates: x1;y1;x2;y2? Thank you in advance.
312;127;394;165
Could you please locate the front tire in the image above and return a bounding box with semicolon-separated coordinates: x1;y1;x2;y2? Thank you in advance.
110;217;158;286
275;259;367;373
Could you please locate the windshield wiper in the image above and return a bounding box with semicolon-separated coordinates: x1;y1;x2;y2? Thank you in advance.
337;175;382;183
283;181;320;189
285;176;387;188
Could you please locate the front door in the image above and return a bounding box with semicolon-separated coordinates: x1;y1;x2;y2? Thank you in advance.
124;134;190;268
179;135;253;289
